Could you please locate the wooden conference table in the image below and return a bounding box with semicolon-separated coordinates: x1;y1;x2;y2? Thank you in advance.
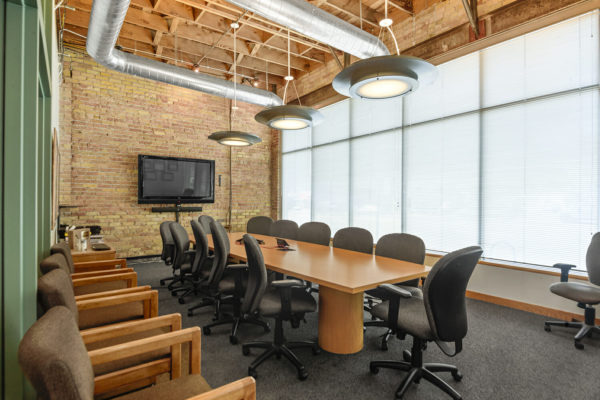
193;232;430;355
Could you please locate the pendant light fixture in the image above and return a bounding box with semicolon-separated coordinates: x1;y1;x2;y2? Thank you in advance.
209;22;262;146
255;30;323;130
332;0;437;100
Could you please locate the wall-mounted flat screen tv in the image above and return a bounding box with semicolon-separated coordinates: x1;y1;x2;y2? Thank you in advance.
138;155;215;204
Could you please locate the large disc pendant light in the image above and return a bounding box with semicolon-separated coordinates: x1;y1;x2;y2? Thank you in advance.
209;22;262;146
255;30;323;130
332;0;437;100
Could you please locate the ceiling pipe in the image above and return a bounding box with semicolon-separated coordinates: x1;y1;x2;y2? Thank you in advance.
86;0;283;107
225;0;390;59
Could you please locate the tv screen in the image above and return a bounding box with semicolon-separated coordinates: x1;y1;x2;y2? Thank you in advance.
138;155;215;204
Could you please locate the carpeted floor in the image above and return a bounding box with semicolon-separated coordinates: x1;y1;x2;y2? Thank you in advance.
131;259;600;400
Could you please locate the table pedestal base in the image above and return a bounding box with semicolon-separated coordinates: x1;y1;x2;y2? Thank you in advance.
318;286;364;354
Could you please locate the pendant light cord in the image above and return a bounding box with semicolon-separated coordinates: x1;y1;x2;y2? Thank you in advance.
287;29;291;79
233;25;238;114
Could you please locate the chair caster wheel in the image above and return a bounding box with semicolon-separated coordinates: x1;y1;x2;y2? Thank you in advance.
276;352;282;360
370;364;379;375
229;335;238;345
452;370;463;382
187;310;194;317
203;326;211;335
402;350;411;362
575;341;584;350
242;346;250;356
248;368;257;379
312;345;321;355
171;291;177;297
264;325;270;333
178;298;185;305
381;340;388;351
297;368;308;381
544;325;551;332
160;280;165;286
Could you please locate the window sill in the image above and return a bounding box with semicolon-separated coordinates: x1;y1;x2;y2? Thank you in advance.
425;251;589;281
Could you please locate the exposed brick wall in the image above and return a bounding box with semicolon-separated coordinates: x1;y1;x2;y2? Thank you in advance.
59;49;276;258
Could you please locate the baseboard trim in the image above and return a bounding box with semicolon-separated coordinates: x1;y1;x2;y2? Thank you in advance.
466;290;600;325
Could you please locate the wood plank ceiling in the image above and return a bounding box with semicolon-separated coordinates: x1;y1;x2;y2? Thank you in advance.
59;0;414;91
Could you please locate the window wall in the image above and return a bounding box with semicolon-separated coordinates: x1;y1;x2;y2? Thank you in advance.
281;12;599;269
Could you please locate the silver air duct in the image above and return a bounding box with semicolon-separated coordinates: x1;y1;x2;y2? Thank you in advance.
226;0;390;59
86;0;282;107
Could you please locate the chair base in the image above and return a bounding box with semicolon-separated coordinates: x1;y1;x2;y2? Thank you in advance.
544;304;600;349
370;338;462;400
202;313;270;345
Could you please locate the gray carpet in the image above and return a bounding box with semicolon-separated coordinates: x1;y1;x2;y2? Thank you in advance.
131;259;600;400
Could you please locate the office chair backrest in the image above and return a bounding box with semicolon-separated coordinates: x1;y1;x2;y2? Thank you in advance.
37;269;79;324
297;222;331;246
169;222;191;270
423;246;483;342
191;220;209;273
198;215;215;235
40;253;73;275
247;216;274;235
333;227;373;254
18;306;95;400
160;221;175;264
50;242;75;272
207;220;230;288
241;234;269;314
586;232;600;285
375;233;425;264
270;219;299;240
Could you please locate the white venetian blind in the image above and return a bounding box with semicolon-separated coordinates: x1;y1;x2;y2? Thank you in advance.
312;100;350;145
481;90;599;268
350;130;402;240
312;141;350;234
282;127;311;153
351;96;403;137
404;114;480;251
282;150;312;225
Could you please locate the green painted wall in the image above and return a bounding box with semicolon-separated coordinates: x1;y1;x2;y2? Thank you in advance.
1;0;53;398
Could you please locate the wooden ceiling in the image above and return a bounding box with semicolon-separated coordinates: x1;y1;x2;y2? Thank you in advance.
59;0;414;89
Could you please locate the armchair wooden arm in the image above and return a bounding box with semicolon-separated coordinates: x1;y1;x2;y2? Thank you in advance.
75;285;151;302
186;377;256;400
72;271;137;290
71;268;135;280
81;313;182;345
89;327;201;395
73;258;127;273
76;290;159;319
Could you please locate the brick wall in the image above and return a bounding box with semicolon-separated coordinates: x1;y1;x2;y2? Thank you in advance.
59;49;276;258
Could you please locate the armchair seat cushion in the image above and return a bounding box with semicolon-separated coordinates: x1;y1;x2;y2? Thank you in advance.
371;297;434;340
79;302;144;330
550;281;600;304
114;374;211;400
258;288;317;317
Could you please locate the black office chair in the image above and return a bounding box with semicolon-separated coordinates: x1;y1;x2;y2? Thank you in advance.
240;234;319;380
270;219;299;240
167;222;195;291
247;216;274;235
365;233;426;350
198;215;215;235
332;227;373;254
297;222;331;246
159;221;176;286
201;221;270;344
173;220;214;304
544;232;600;349
369;246;483;400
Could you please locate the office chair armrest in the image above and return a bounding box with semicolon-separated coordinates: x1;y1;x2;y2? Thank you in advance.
225;263;248;271
552;263;577;282
80;313;182;345
73;258;127;273
75;285;151;302
72;271;138;290
379;283;413;299
76;290;159;319
271;279;305;288
186;377;256;400
88;327;202;396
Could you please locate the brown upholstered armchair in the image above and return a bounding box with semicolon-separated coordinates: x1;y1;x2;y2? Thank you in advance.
19;306;256;399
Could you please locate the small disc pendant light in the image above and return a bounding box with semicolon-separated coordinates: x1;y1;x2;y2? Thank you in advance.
255;30;323;130
209;22;262;146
